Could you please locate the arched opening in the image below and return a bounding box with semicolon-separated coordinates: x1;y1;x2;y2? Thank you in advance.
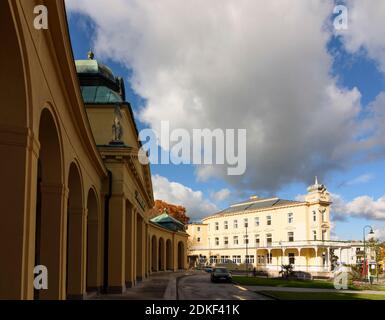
66;162;86;299
35;109;63;300
178;242;185;270
86;188;100;293
166;239;172;270
0;1;28;126
158;238;165;271
151;235;158;272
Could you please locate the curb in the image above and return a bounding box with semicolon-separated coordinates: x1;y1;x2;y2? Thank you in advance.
255;291;280;300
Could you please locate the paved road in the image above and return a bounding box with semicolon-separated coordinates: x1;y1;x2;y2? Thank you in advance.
177;273;270;300
92;271;272;300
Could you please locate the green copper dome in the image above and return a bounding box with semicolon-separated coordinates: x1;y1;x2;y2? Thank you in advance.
75;53;126;104
80;86;123;104
75;59;116;83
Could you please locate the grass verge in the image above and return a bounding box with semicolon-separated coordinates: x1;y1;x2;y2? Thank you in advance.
232;276;337;289
259;290;385;300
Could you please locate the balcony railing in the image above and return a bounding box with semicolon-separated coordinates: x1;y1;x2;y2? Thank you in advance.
189;240;362;251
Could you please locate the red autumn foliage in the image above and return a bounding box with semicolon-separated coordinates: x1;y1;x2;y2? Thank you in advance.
150;200;190;224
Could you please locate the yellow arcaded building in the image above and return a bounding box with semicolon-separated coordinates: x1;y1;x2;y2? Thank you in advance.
188;179;364;277
0;0;187;300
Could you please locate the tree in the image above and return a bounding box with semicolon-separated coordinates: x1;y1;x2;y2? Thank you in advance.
150;199;190;224
329;249;339;271
279;264;294;279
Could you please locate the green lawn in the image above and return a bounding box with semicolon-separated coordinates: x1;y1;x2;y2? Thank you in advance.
232;276;338;289
260;291;385;300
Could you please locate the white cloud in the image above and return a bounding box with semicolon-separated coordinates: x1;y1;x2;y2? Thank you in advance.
342;0;385;73
331;193;385;221
329;221;339;241
346;174;374;185
65;0;383;193
373;228;385;241
211;188;231;202
338;173;375;188
152;174;217;219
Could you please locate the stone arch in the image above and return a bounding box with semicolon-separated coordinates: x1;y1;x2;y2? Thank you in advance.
284;248;300;267
34;108;64;300
151;235;158;272
166;239;173;270
0;1;29;128
158;237;165;271
86;187;101;293
66;161;86;299
178;241;185;270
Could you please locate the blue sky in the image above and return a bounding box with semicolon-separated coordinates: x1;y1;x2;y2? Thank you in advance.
66;1;385;241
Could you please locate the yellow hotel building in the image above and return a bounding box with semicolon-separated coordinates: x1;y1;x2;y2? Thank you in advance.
0;0;187;300
188;179;365;277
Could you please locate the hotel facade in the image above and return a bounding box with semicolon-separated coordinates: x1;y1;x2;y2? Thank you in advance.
187;179;367;277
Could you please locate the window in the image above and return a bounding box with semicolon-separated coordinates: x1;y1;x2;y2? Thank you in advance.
288;212;293;224
322;230;326;241
244;218;248;228
197;226;201;232
210;256;217;264
234;220;238;229
266;233;272;246
197;237;201;242
224;236;229;245
267;215;272;226
220;255;230;264
313;230;317;241
215;222;219;231
224;221;228;229
245;255;255;264
232;255;241;264
288;253;295;265
322;210;326;222
313;211;317;222
243;234;249;244
257;255;265;264
266;253;272;264
215;237;219;246
255;234;260;247
322;253;326;266
233;236;239;245
288;232;294;242
255;217;260;227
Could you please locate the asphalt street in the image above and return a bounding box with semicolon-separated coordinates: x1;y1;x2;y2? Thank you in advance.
177;272;270;300
93;271;270;300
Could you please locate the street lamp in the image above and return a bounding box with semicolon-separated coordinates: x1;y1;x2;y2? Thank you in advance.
245;219;248;274
363;225;374;282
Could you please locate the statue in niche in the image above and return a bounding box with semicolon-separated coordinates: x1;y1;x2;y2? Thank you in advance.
112;104;123;143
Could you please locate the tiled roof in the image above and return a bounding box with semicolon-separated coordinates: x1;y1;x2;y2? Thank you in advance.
205;197;304;219
151;212;184;226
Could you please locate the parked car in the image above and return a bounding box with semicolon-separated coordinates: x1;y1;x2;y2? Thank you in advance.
204;266;213;273
211;267;232;282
